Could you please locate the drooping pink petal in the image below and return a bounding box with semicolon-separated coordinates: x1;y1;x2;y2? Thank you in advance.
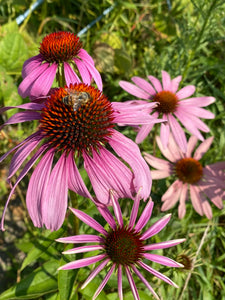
0;102;44;114
193;136;214;160
131;76;156;95
118;264;123;300
56;234;104;244
161;180;183;202
80;58;102;91
178;105;215;119
160;114;170;148
162;71;172;91
62;245;104;255
135;123;155;144
171;75;182;93
144;239;186;251
139;261;178;287
119;81;150;99
178;183;188;219
8;136;42;179
179;96;215;107
168;114;187;152
176;85;195;99
64;62;81;85
29;63;58;98
201;197;212;219
78;48;95;65
143;253;183;268
67;151;92;199
18;63;50;98
1;144;48;231
135;198;154;232
74;58;92;84
26;150;55;227
93;264;115;300
161;185;181;211
147;75;162;93
83;147;133;204
150;170;172;180
69;207;107;235
42;153;68;231
58;254;107;270
81;258;110;290
108;130;152;201
1;111;41;129
132;266;160;300
141;214;171;240
125;266;140;300
190;185;203;216
22;54;43;78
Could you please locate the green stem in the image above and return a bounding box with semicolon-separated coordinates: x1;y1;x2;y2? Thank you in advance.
182;0;218;80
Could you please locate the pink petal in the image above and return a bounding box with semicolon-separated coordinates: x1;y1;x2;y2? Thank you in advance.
1;111;41;128
144;153;171;171
135;123;154;144
178;183;188;218
0;102;43;114
96;205;117;230
129;193;141;229
67;151;92;199
22;54;43;78
56;234;104;244
69;207;107;235
125;266;140;300
160;114;170;148
141;214;171;240
93;264;115;300
186;135;198;157
147;75;162;93
143;253;183;267
139;261;178;287
161;180;183;202
176;85;195;99
26;150;54;227
42;153;68;231
193;137;214;160
78;48;95;65
119;81;150;99
80;58;102;91
162;71;172;91
201;198;212;219
131;76;156;95
161;186;181;211
171;75;182;93
29;63;58;98
190;185;203;216
63;245;104;255
179;96;215;107
1;144;47;231
132;266;160;300
155;136;180;163
118;264;123;300
179;105;215;119
108;130;152;201
111;191;123;227
74;58;92;84
64;62;81;85
135;198;154;232
144;238;186;251
151;170;172;180
58;254;106;270
18;63;50;98
81;258;110;290
168;114;187;152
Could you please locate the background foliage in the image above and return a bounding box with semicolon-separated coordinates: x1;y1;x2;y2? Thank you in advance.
0;0;225;299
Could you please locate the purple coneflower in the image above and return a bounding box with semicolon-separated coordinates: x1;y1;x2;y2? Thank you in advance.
119;70;215;152
57;194;185;300
0;83;161;231
144;134;225;219
18;31;102;99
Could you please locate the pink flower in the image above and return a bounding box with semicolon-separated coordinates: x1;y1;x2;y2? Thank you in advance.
144;135;225;219
18;31;102;99
57;194;185;300
0;83;160;231
119;71;215;152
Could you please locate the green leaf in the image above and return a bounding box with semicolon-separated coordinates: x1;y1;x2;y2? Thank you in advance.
21;227;66;271
0;32;28;71
0;260;59;300
0;66;22;117
58;245;78;300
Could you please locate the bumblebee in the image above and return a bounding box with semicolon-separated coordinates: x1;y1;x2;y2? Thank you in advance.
62;91;92;111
